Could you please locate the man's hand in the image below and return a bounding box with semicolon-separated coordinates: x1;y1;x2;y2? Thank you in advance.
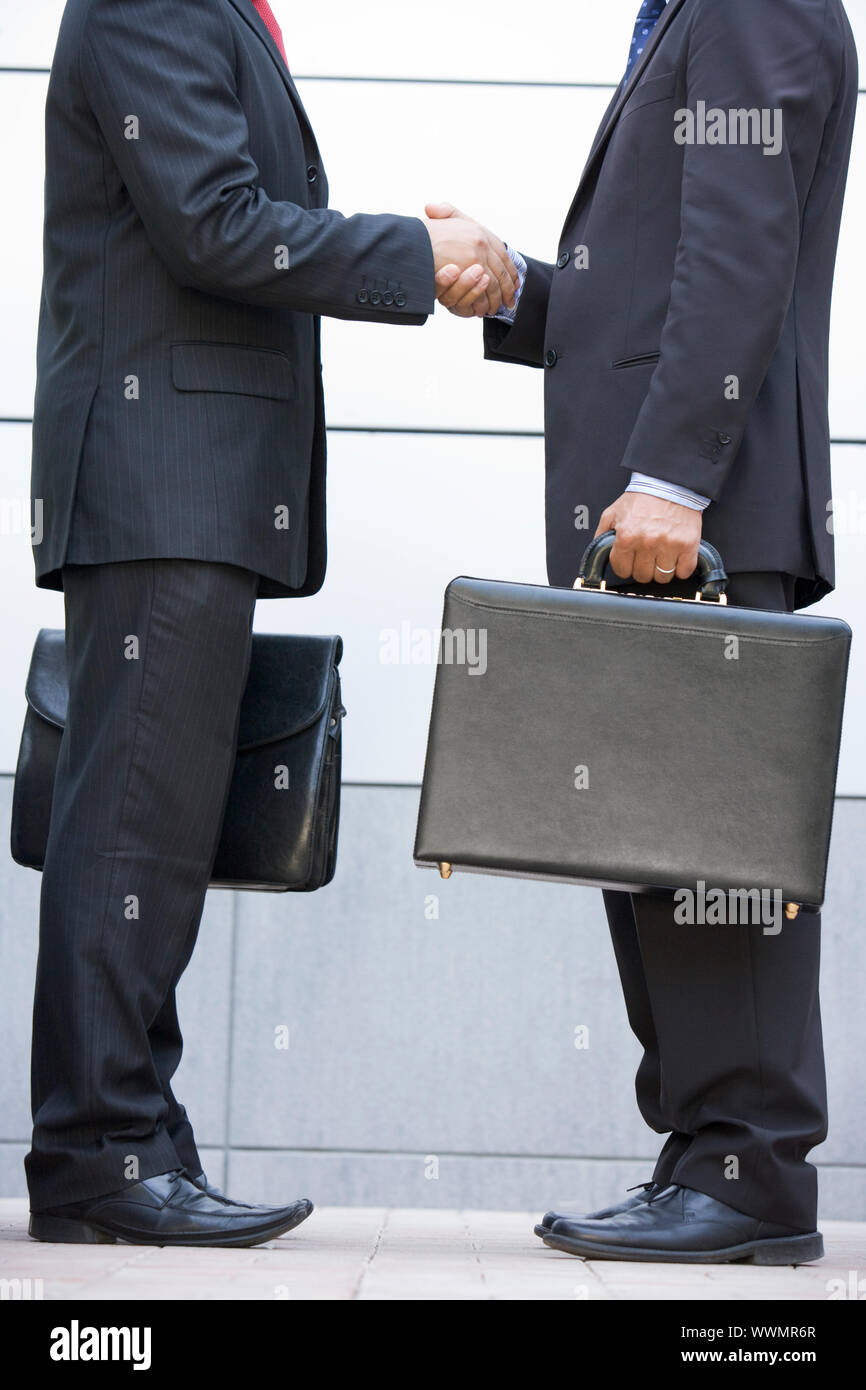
423;202;517;318
595;492;703;585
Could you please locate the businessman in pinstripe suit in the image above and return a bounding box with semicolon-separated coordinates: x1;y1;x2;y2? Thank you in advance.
25;0;516;1246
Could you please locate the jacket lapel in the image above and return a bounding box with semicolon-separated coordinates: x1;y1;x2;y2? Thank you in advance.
225;0;318;147
564;0;690;227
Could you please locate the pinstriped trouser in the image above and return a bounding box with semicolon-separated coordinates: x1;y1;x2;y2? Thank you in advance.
26;559;260;1211
603;571;827;1232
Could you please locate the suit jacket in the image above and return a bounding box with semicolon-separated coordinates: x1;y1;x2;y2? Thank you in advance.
31;0;435;597
485;0;858;608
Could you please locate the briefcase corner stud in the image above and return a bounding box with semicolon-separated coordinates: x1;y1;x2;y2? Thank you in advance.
439;862;453;879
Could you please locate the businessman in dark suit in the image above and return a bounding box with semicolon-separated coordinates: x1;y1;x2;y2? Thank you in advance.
25;0;516;1246
434;0;858;1262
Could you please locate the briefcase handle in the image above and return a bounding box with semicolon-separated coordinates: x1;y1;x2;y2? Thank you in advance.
576;530;728;602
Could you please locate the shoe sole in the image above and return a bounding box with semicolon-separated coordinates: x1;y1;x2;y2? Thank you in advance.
29;1201;314;1248
541;1229;823;1266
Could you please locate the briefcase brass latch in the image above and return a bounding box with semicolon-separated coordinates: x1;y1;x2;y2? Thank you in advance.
785;903;801;920
439;862;453;879
573;578;727;605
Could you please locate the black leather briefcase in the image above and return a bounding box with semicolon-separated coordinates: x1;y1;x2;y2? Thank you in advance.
11;629;345;892
414;534;851;915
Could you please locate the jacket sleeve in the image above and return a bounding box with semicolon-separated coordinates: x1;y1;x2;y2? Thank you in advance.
482;256;555;367
79;0;435;323
618;0;846;498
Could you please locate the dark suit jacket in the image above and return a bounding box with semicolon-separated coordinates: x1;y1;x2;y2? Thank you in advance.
31;0;435;597
485;0;858;608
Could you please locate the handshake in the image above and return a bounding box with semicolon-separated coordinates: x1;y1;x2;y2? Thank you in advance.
422;202;519;320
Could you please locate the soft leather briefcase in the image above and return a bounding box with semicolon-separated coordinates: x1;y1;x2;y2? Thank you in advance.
414;535;851;914
11;629;345;892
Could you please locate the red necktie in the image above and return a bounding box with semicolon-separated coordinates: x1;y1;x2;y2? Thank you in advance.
250;0;289;68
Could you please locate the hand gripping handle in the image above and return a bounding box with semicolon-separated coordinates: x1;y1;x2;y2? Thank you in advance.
577;530;728;601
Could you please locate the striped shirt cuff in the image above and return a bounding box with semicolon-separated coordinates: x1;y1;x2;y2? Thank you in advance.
489;245;527;323
626;472;711;512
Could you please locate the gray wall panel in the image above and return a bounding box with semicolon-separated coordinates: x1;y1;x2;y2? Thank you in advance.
1;778;864;1217
228;787;647;1157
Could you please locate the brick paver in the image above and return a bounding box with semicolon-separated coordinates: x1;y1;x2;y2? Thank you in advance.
0;1201;863;1301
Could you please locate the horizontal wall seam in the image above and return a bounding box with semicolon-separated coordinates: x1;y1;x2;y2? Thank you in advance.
0;69;618;86
1;417;865;447
1;67;865;95
1;774;865;800
0;1136;862;1167
0;70;618;88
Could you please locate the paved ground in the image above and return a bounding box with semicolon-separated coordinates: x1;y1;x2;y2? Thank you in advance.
1;1201;863;1300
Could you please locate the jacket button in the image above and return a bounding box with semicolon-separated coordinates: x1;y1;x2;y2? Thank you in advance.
370;291;382;305
718;433;732;445
557;252;570;268
306;164;318;183
545;348;558;367
383;291;394;306
357;290;369;304
395;292;407;308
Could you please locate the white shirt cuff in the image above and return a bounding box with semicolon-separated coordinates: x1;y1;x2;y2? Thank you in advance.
626;472;711;512
489;246;527;323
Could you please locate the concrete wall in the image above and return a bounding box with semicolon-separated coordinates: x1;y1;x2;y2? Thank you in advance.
2;779;864;1218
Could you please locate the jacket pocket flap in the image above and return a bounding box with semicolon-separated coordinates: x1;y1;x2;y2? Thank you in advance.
171;342;295;400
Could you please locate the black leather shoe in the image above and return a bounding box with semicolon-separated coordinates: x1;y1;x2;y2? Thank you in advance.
542;1184;823;1265
189;1170;293;1212
188;1171;268;1209
534;1182;659;1238
29;1170;314;1247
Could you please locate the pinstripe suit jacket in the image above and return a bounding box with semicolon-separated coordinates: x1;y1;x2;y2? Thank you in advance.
31;0;435;597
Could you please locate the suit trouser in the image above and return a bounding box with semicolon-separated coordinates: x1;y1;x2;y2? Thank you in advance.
26;558;261;1211
603;571;828;1233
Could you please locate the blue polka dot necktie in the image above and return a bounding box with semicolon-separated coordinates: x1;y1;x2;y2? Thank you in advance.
625;0;668;80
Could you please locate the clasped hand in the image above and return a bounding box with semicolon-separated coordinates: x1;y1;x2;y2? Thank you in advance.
421;212;705;585
423;202;517;318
